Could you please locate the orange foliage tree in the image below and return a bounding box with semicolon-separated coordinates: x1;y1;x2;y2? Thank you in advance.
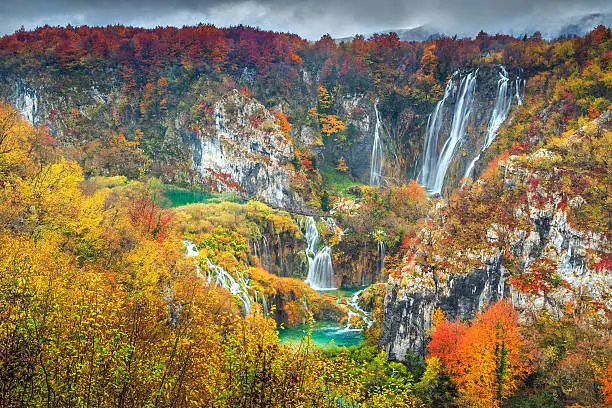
429;301;531;408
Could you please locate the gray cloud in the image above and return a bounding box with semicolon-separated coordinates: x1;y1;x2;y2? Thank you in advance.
0;0;610;39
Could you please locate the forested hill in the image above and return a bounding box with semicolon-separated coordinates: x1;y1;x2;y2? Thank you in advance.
0;23;610;407
1;25;609;209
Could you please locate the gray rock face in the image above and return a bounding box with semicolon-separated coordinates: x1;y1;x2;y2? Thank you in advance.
189;90;308;212
380;204;609;360
379;118;611;360
380;256;508;359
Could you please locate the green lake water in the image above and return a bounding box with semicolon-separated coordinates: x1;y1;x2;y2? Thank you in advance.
278;286;369;348
278;321;364;348
162;188;244;208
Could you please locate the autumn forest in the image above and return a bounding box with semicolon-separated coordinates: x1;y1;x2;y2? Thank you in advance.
0;9;610;408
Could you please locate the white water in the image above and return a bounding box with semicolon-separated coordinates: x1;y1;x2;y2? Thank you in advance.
420;75;455;190
342;289;374;331
305;216;319;256
464;66;513;180
428;71;478;194
184;240;199;257
306;246;335;290
304;217;336;290
349;290;374;328
369;100;384;187
515;77;525;106
376;240;386;279
183;240;254;315
206;259;252;315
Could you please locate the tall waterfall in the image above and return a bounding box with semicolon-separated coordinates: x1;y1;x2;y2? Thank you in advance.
464;66;512;179
369;100;384;187
421;76;455;190
376;241;386;279
515;77;525;106
304;217;335;290
428;71;477;194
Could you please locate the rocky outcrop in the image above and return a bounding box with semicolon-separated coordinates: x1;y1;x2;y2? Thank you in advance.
379;114;611;360
380;255;508;360
250;230;308;279
380;206;608;359
189;90;307;211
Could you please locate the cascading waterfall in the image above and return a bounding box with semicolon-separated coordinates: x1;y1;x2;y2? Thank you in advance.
184;240;199;257
342;290;374;331
305;217;319;255
304;217;336;290
261;235;272;271
427;71;478;194
464;66;513;179
205;259;252;315
369;100;384;187
306;247;335;290
420;75;455;190
183;240;254;315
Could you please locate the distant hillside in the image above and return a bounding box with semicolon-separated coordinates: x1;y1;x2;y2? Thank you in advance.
337;11;611;42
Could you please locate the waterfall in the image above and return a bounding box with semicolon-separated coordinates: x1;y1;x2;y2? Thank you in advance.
184;240;199;257
344;290;374;331
427;71;478;194
306;246;335;290
305;217;319;256
261;235;272;271
376;241;386;278
464;66;512;180
421;76;455;190
206;259;252;315
304;217;336;290
515;77;525;106
183;240;253;315
261;293;269;317
369;100;384;187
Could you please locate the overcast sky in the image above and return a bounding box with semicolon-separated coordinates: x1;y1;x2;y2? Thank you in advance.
0;0;610;40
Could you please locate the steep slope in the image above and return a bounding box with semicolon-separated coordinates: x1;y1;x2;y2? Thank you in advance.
380;113;611;360
3;25;609;210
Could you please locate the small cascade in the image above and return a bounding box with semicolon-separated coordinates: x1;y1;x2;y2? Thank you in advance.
304;217;336;290
184;240;199;257
183;240;254;316
464;66;513;180
254;291;269;317
261;235;272;271
344;290;374;331
205;259;252;315
369;100;384;187
261;293;269;317
428;70;478;194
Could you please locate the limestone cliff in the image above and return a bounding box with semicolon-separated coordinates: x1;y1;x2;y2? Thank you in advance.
379;113;611;360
